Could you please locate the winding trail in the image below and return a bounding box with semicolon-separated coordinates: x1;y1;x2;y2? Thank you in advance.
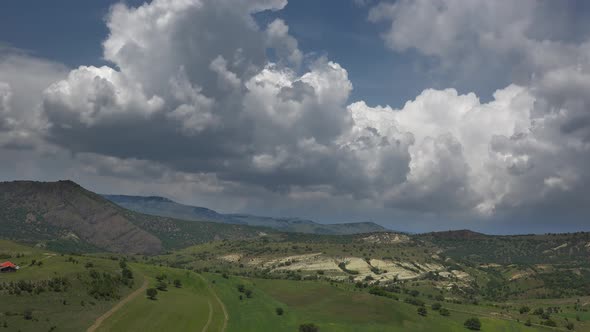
201;300;213;332
196;273;228;332
86;277;149;332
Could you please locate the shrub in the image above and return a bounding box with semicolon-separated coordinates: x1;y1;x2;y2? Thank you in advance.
23;309;33;320
404;298;425;307
174;279;182;288
299;323;319;332
157;282;167;291
519;306;530;314
417;307;427;316
276;307;284;316
439;308;450;316
464;317;481;330
146;288;158;300
431;303;441;311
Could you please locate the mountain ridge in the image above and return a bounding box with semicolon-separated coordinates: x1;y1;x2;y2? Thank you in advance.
103;194;388;235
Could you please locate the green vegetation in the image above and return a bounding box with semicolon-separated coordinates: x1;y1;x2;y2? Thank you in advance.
1;182;590;331
464;317;481;330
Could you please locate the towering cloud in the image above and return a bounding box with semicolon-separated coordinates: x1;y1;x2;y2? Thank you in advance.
0;0;589;229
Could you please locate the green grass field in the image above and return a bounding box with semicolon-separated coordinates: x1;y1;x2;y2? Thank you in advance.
96;265;225;332
1;239;587;332
205;274;559;332
0;241;142;331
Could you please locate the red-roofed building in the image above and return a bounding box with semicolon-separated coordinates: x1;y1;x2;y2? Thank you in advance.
0;261;19;272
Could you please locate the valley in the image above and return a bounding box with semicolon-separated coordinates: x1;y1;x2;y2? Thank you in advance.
0;181;589;331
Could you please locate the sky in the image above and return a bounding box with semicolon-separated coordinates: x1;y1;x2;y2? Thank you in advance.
1;0;590;234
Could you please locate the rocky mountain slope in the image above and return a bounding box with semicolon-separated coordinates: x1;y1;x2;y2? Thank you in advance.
0;180;162;254
0;181;264;254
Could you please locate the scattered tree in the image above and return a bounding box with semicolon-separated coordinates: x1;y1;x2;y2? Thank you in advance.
519;306;530;314
299;323;319;332
417;307;427;316
146;288;158;300
23;309;33;320
439;308;450;316
464;317;481;330
276;307;284;316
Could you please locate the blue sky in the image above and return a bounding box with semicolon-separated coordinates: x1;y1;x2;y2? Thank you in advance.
1;0;590;233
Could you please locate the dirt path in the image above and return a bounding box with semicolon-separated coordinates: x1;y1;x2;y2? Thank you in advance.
196;273;228;332
86;277;149;332
201;300;213;332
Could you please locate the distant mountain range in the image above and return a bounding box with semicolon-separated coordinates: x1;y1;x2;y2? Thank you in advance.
103;194;388;235
0;181;266;254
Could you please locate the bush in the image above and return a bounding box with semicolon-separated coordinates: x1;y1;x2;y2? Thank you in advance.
23;309;33;320
519;306;530;314
431;303;441;311
417;307;427;316
299;323;319;332
276;307;284;316
524;319;532;326
404;298;425;307
146;288;158;300
566;322;575;330
464;317;481;330
174;279;182;288
157;282;167;291
439;308;450;316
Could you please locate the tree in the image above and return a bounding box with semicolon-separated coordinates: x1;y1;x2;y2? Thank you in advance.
524;319;532;327
174;279;182;288
417;307;427;316
237;284;245;293
439;308;450;316
299;323;319;332
146;288;158;300
566;322;575;330
276;307;284;316
245;289;253;298
519;306;530;314
23;309;33;320
431;303;441;311
464;317;481;330
157;281;167;291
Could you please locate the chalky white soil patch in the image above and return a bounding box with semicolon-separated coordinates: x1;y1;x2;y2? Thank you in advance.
228;251;446;283
219;253;243;263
